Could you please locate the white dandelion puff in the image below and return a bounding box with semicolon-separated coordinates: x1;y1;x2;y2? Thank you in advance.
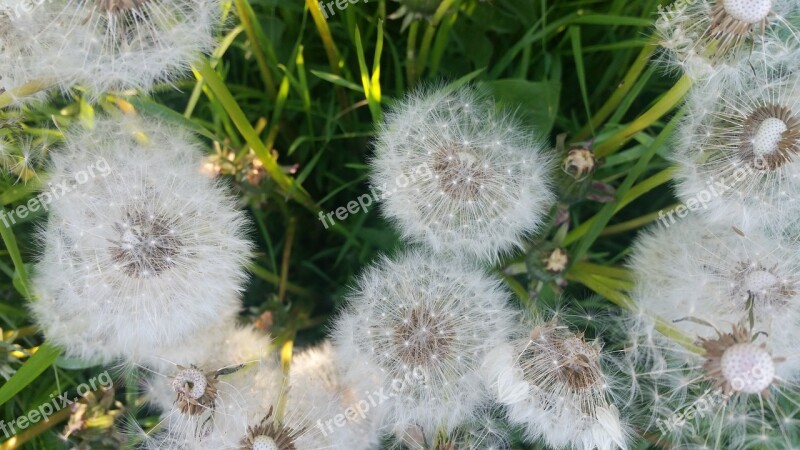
289;341;383;450
484;313;631;450
672;57;800;232
629;217;800;378
655;0;800;80
30;115;252;364
370;85;554;262
331;248;517;434
3;0;221;98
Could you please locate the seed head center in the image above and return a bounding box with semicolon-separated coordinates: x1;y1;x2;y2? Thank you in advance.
720;343;775;394
111;209;182;278
393;307;454;367
753;117;788;157
744;269;780;294
722;0;772;24
251;436;280;450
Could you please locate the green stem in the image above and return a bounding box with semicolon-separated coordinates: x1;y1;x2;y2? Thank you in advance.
406;21;420;86
594;75;692;157
566;271;702;353
564;167;676;246
235;0;278;98
600;205;679;236
574;41;657;142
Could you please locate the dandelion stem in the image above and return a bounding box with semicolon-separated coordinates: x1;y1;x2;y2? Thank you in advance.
564;167;676;246
565;271;703;353
235;0;278;98
275;339;294;422
594;75;692;157
600;205;680;236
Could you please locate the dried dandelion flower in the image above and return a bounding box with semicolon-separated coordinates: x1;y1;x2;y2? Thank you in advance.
171;366;219;416
628;317;800;449
332;249;516;433
371;85;554;262
673;58;800;231
655;0;799;79
485;314;630;450
629;217;800;377
30;116;251;364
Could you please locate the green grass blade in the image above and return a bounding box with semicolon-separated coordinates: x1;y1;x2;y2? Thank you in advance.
0;342;62;407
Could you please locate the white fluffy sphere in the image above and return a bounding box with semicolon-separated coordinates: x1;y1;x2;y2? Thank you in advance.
371;85;554;262
30;116;252;364
628;217;800;377
331;249;517;433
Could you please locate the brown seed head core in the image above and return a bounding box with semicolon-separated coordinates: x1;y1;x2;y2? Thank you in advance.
704;1;772;60
171;365;218;416
733;261;796;308
431;144;493;202
95;0;152;14
110;207;182;278
239;406;303;450
738;104;800;170
698;323;778;396
392;307;456;368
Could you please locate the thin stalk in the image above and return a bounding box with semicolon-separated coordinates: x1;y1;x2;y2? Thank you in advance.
235;0;278;98
278;217;297;304
0;408;70;450
594;75;692;157
600;205;679;236
566;271;702;353
406;21;420;86
275;339;294;422
564;167;676;246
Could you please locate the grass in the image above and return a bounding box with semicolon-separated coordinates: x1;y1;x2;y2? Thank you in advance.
0;0;694;448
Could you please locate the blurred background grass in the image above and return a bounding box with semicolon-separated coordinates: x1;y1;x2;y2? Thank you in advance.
0;0;682;448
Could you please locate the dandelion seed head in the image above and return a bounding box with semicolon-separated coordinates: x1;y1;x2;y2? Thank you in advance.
332;249;515;432
371;85;554;262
